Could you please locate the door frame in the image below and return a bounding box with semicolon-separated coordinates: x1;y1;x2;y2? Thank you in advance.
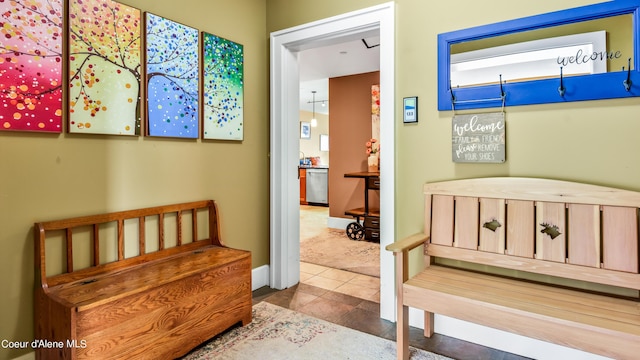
269;2;396;321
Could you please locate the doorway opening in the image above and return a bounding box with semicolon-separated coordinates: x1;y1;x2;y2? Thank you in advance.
269;2;395;321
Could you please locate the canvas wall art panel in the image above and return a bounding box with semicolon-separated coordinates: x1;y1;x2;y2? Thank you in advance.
68;0;141;135
145;13;199;138
1;0;63;133
202;32;244;140
371;84;380;142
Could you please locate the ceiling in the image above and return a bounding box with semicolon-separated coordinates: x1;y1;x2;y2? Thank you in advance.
298;34;380;115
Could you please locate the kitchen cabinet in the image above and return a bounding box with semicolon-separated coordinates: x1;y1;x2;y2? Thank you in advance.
299;168;307;205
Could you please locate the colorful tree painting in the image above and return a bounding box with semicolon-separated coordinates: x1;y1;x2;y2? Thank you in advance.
68;0;141;135
372;84;380;142
203;32;243;140
0;0;63;132
146;13;199;138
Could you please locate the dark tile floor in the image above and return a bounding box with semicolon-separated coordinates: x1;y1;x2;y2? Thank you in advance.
252;284;530;360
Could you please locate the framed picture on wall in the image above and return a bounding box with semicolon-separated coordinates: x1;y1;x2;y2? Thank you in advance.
146;13;199;138
320;134;329;151
1;0;63;133
300;122;311;139
68;0;142;135
202;32;244;140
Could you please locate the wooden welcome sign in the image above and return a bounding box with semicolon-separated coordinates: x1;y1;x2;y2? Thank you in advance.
452;112;505;163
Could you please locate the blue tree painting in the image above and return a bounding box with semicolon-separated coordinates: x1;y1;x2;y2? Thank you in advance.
202;32;244;140
145;13;199;138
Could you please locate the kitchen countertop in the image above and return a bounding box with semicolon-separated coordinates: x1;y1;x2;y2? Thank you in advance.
298;165;329;169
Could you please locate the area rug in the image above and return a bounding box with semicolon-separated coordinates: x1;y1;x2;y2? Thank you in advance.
300;227;380;277
181;302;449;360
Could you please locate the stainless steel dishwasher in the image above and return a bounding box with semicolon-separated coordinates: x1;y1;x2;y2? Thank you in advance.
305;168;328;205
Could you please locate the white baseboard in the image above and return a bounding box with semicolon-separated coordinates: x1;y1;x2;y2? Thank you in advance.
408;309;610;360
327;216;353;230
252;265;270;291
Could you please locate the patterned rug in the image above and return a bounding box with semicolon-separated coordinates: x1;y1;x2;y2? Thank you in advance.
300;227;380;277
181;302;449;360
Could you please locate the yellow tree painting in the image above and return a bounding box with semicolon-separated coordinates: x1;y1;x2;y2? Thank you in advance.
68;0;141;135
1;0;63;132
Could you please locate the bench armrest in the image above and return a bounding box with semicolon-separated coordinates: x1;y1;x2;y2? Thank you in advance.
385;233;429;253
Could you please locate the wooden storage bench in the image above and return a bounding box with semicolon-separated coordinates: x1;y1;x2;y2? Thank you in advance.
386;178;640;360
34;200;252;360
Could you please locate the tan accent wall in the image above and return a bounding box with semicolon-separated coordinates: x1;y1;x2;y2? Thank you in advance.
328;72;380;219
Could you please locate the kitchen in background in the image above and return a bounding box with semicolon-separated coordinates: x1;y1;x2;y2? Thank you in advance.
299;86;330;206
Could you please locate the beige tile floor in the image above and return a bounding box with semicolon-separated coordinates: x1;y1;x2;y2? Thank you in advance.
251;207;525;360
300;262;380;303
300;205;380;303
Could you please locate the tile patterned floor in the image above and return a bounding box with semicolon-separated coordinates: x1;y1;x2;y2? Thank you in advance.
298;205;380;303
265;205;530;359
253;281;529;360
253;205;531;359
300;262;380;303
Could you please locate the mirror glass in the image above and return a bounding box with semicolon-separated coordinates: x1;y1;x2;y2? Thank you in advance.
438;2;640;110
450;15;632;88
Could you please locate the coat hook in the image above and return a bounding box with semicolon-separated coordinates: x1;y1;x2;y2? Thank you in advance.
558;67;566;97
623;58;632;91
499;74;505;97
449;80;456;111
449;80;456;102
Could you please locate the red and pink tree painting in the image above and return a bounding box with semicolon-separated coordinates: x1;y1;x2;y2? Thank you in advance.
68;0;141;135
1;0;63;132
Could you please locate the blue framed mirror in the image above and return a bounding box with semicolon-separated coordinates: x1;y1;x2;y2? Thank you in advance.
438;1;640;110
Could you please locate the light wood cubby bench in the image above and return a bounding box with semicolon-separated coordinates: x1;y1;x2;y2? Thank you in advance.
386;177;640;360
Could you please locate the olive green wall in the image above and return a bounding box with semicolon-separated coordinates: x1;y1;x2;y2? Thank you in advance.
267;0;640;245
0;1;267;359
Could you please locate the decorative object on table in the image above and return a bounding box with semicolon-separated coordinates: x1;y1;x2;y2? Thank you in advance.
452;112;505;163
1;0;63;133
202;32;244;140
403;96;418;123
366;138;379;172
146;13;199;138
68;0;141;135
300;121;311;139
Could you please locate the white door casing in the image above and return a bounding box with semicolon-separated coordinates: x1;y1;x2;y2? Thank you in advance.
269;2;396;321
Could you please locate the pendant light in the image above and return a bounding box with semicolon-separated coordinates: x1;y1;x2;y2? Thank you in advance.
310;91;318;127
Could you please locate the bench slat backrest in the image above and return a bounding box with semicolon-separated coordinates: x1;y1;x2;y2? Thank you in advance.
424;178;640;291
35;200;221;289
